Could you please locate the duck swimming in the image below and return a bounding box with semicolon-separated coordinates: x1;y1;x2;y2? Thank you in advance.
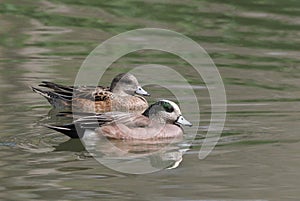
32;73;149;113
46;100;192;139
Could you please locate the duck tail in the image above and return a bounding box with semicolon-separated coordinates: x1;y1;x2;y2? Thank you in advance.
45;124;84;138
32;86;52;99
32;86;71;108
38;81;73;93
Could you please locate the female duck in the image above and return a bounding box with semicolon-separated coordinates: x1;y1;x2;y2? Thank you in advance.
47;100;192;139
32;73;149;113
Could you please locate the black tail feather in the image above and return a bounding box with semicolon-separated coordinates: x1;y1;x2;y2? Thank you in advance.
32;86;72;108
45;124;84;138
32;86;52;99
39;81;74;92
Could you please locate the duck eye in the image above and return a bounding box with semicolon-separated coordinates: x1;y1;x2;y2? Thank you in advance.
162;102;174;113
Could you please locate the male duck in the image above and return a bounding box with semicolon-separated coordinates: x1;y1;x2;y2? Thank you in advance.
46;100;192;139
32;73;150;113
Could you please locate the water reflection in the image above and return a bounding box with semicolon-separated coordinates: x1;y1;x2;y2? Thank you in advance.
80;129;188;173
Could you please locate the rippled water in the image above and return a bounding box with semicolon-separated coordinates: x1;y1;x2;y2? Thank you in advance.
1;0;300;200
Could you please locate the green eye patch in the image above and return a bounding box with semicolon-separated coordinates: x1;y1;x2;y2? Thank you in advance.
161;101;174;113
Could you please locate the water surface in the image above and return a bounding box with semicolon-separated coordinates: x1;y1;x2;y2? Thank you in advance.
1;0;300;200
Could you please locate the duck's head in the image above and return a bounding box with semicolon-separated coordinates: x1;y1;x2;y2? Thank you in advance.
143;100;192;127
110;73;150;96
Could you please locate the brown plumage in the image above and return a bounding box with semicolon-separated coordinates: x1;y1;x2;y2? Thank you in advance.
46;100;192;139
32;73;149;113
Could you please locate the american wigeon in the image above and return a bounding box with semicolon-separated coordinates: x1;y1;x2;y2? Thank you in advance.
46;100;192;139
32;73;150;113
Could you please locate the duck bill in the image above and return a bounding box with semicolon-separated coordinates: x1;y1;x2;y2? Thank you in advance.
176;115;192;127
135;86;150;96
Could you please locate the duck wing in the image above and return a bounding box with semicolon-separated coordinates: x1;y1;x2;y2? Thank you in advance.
45;112;149;138
38;81;109;101
74;112;149;129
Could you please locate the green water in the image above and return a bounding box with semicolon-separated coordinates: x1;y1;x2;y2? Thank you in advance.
1;0;300;200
